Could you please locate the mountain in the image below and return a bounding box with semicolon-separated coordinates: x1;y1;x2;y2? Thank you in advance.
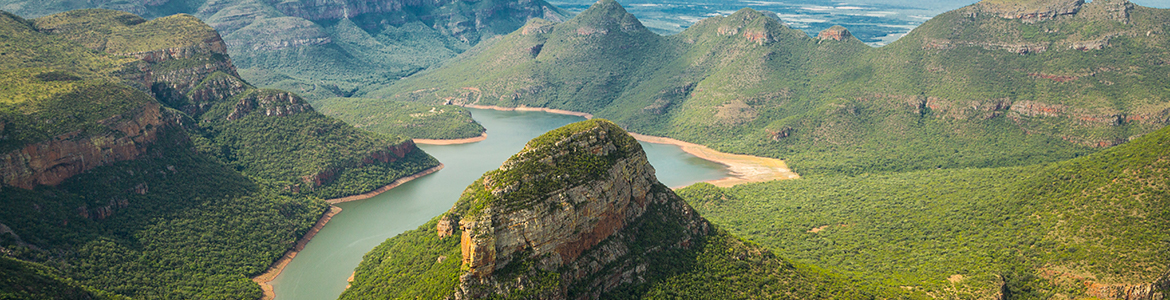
341;119;874;299
678;115;1170;298
370;0;1169;176
0;0;568;100
314;97;486;140
0;9;437;297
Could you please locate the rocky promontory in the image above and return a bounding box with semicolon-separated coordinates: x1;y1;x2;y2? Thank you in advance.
342;119;867;299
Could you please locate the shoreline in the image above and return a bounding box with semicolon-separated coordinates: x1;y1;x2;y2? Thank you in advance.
414;133;487;145
251;164;445;299
627;133;800;187
463;104;594;119
326;164;444;205
462;104;799;187
252;205;342;300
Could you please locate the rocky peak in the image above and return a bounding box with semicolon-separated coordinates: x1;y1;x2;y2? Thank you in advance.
819;25;853;41
977;0;1084;22
439;119;710;299
566;0;648;36
696;8;797;45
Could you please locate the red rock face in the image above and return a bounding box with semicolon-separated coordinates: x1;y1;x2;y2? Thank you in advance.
818;26;852;41
1;102;166;189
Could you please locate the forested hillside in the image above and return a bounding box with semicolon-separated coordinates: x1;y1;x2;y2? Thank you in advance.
0;0;568;100
313;97;485;140
0;9;437;298
678;123;1170;299
373;0;1169;176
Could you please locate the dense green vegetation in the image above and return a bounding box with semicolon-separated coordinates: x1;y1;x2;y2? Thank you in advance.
313;97;485;140
0;8;441;298
375;0;1168;176
34;9;219;54
0;256;125;299
346;189;878;300
194;89;437;199
339;217;462;300
0;128;328;298
678;123;1170;298
345;120;880;299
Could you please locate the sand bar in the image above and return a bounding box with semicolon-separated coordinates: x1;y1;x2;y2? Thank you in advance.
414;133;487;145
463;104;594;119
251;164;445;299
628;133;800;187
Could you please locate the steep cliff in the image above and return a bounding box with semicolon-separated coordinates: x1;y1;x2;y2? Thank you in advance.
0;9;438;298
342;119;870;300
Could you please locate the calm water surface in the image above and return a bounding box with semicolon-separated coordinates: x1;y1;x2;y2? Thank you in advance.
270;108;728;300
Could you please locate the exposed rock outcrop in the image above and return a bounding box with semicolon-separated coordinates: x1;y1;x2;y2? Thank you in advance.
441;119;710;299
224;90;314;121
1;101;167;189
978;0;1084;23
818;25;852;41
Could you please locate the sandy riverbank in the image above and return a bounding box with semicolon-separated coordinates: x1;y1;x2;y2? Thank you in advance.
251;164;445;299
253;205;342;300
628;133;800;187
414;133;487;145
461;104;799;187
326;164;444;205
463;104;594;119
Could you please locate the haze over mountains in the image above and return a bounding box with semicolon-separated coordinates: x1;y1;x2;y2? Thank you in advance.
0;0;567;100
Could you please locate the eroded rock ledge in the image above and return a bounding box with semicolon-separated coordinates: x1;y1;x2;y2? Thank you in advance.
437;119;710;299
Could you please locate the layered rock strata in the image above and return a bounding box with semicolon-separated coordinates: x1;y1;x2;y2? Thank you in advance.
439;119;710;299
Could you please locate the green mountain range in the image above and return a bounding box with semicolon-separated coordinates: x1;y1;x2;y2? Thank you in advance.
0;8;438;298
0;0;568;101
372;0;1169;176
343;0;1169;298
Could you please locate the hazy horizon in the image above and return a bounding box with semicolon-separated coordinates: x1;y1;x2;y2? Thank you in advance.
550;0;1170;46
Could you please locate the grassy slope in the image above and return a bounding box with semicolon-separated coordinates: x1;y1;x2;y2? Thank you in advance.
373;0;1169;176
313;97;485;140
677;123;1170;298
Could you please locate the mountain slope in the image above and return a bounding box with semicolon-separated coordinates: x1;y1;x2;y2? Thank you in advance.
0;0;568;100
0;9;437;297
341;119;874;299
372;0;1169;176
678;121;1170;299
314;97;486;140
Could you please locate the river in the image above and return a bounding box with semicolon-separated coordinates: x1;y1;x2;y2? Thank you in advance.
269;108;729;300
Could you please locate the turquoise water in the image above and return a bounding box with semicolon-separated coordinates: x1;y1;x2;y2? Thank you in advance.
270;109;728;300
